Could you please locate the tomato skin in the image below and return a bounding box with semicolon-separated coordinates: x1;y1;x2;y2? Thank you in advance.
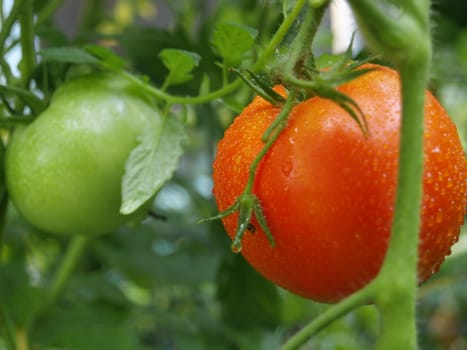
6;74;159;236
212;64;466;303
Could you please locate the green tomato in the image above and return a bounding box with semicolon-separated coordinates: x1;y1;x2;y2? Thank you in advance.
6;74;159;235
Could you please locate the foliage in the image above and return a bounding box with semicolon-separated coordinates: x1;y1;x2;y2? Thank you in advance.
0;0;465;349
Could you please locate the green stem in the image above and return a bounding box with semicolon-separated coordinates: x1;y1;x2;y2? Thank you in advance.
244;89;297;194
36;0;65;25
348;0;426;66
46;235;90;308
0;0;24;51
284;4;327;76
118;0;305;106
263;4;327;141
119;69;243;105
0;55;15;83
373;57;430;350
0;304;16;350
77;0;105;40
280;287;372;350
15;327;28;350
0;195;9;262
18;0;35;89
252;0;308;71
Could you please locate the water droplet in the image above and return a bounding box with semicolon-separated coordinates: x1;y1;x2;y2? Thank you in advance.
281;160;293;177
435;210;443;224
432;146;441;153
380;173;387;184
231;244;242;253
426;172;433;184
446;177;453;188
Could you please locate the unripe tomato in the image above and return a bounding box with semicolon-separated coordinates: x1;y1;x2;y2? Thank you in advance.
212;63;466;303
6;74;159;236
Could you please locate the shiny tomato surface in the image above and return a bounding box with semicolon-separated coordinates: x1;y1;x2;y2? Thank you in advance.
212;64;466;303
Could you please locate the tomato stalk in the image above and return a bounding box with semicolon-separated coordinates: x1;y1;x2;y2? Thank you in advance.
17;236;89;350
0;196;8;262
29;236;90;329
203;90;297;252
202;2;331;251
0;0;23;85
0;304;16;350
18;0;35;90
14;327;29;350
36;0;66;25
45;235;90;308
372;57;431;350
252;0;308;71
347;1;432;349
280;289;371;350
281;1;433;348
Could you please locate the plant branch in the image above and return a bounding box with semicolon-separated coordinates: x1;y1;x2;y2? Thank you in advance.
245;89;297;194
373;56;431;350
252;0;308;71
348;0;425;65
280;286;372;350
346;0;432;348
0;304;16;350
15;327;29;350
0;194;9;262
18;0;36;90
284;3;327;76
45;235;90;308
118;0;306;106
36;0;65;25
0;0;24;54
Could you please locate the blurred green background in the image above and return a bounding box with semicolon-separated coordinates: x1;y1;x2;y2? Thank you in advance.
1;0;466;349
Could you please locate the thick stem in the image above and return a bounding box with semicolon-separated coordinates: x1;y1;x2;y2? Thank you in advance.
0;0;24;50
18;0;35;89
15;327;29;350
252;0;308;71
0;195;9;262
244;90;297;193
46;235;89;308
284;4;327;77
280;287;372;350
36;0;65;25
0;304;16;350
348;0;424;65
374;57;430;350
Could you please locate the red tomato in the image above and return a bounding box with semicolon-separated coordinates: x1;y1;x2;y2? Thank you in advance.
212;63;466;303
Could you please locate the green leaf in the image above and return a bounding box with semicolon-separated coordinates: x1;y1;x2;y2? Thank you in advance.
216;254;281;330
95;225;221;288
85;44;127;70
160;49;201;87
211;23;258;67
31;302;139;350
38;47;99;64
0;261;46;327
121;116;186;215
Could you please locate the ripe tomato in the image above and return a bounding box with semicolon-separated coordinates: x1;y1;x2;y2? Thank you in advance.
212;63;466;303
6;74;159;236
